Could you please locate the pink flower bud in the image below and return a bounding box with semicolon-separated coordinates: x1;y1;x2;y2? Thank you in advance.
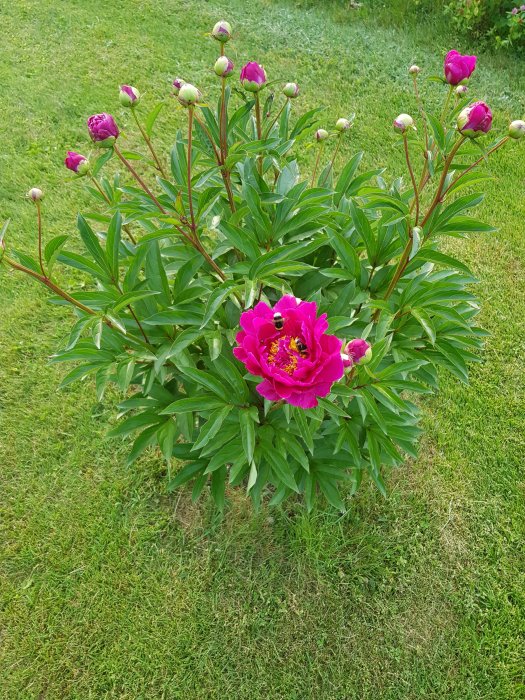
444;50;477;85
212;20;232;43
87;113;119;147
316;128;329;141
27;187;44;202
335;117;351;132
409;64;421;75
240;62;267;92
177;83;202;107
342;339;372;368
64;151;89;175
283;82;300;98
119;85;140;107
214;56;234;78
172;77;186;96
393;113;415;133
509;120;525;139
455;85;468;96
457;101;492;137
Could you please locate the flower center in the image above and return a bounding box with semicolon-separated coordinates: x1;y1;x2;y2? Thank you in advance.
266;335;307;375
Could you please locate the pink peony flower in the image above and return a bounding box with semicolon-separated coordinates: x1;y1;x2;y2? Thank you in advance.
444;50;477;85
240;62;267;92
457;101;492;137
233;295;344;409
64;151;89;174
87;113;119;147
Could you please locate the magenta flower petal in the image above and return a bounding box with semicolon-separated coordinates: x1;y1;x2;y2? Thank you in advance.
234;296;344;408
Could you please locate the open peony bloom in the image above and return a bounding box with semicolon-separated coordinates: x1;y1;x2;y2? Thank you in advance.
457;101;492;137
240;62;267;92
87;113;119;147
64;151;89;174
233;295;344;409
444;50;477;85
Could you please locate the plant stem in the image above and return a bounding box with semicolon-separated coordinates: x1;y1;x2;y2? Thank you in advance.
412;75;429;154
263;99;287;138
311;144;324;187
419;135;466;231
187;106;196;234
220;79;227;163
441;136;509;199
403;133;420;225
131;107;167;178
440;84;454;124
254;92;263;175
90;176;137;245
194;113;236;213
36;201;45;277
113;145;168;215
320;135;342;187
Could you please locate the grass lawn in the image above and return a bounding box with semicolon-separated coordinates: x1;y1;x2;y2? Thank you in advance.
1;0;524;698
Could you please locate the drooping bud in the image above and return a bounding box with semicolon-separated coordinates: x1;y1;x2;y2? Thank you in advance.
211;20;232;43
409;64;421;75
457;101;492;137
455;84;468;97
283;82;300;98
87;113;120;147
335;117;352;132
119;85;140;107
240;62;267;92
508;119;525;140
315;128;329;142
342;339;372;368
177;83;202;107
214;55;234;78
64;151;90;175
393;113;415;133
27;187;44;202
172;77;186;96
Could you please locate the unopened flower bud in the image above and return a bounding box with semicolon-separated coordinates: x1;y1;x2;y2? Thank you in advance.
240;62;267;92
212;20;232;43
283;82;300;98
342;339;372;368
316;128;329;142
177;83;202;107
214;55;234;78
508;119;525;140
409;64;421;75
27;187;44;202
65;151;90;175
119;85;140;107
335;117;351;132
172;77;186;96
87;113;119;147
393;113;415;133
455;84;468;96
457;101;492;137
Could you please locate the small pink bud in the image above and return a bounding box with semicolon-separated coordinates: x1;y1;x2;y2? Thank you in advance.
64;151;90;175
177;83;202;107
172;77;186;96
509;120;525;139
315;128;329;142
343;339;372;367
212;20;232;43
27;187;44;202
455;85;468;96
409;64;421;75
214;56;234;78
119;85;141;107
283;82;300;98
393;113;415;133
87;113;119;148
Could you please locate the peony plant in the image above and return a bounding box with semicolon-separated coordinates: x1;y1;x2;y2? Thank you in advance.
1;25;524;512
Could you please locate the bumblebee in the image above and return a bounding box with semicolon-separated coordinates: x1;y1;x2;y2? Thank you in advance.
296;340;308;358
273;312;284;330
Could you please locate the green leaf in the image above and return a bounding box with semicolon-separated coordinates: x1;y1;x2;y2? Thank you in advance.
201;280;241;328
167;461;206;491
293;406;314;454
179;366;230;401
192;406;232;451
239;408;256;465
105;211;122;278
265;449;299;492
161;395;225;414
44;234;69;276
77;214;112;276
145;241;171;306
144;102;164;137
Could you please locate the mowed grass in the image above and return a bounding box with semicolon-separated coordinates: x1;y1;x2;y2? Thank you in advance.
1;0;525;698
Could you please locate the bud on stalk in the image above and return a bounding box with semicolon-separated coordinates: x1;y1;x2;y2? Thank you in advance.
119;85;141;107
177;83;202;107
393;113;415;133
283;82;300;98
509;120;525;140
212;20;232;43
27;187;44;202
214;56;234;78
